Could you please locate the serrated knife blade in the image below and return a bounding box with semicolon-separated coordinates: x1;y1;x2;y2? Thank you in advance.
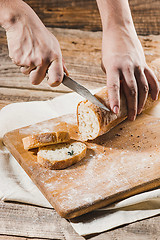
62;73;110;112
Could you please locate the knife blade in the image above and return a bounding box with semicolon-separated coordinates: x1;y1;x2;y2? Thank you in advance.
62;73;110;112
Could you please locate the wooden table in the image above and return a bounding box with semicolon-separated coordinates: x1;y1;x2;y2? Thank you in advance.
0;26;160;240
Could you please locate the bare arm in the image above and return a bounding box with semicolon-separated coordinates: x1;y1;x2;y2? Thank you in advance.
0;0;67;86
96;0;159;120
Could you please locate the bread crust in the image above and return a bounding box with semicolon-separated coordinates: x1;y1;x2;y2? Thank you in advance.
37;142;87;170
77;60;160;141
22;131;70;150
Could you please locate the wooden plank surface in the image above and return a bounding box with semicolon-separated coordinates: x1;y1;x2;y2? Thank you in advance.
1;27;160;107
0;200;160;240
0;25;160;239
0;201;83;240
0;202;64;239
3;113;160;219
23;0;160;35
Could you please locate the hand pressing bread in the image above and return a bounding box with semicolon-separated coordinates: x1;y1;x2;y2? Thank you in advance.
77;60;160;141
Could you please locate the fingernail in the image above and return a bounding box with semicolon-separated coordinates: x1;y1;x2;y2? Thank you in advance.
137;109;142;115
155;95;158;101
113;106;119;114
129;115;136;121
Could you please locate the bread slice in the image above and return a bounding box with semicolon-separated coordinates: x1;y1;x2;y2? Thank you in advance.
22;131;70;150
77;60;160;141
37;141;87;170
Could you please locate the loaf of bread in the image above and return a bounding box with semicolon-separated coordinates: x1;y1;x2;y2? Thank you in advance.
37;141;87;170
77;60;160;141
22;131;70;150
77;88;128;140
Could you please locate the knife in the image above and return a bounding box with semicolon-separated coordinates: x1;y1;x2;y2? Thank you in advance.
62;73;110;112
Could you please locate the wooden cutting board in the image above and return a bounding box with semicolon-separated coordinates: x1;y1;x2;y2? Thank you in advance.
3;113;160;219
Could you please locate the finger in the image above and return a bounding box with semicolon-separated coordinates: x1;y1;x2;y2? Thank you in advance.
135;68;149;115
20;65;36;75
106;69;120;114
29;65;48;85
63;64;69;76
101;60;106;73
122;68;138;121
62;58;69;76
144;67;159;100
11;58;20;66
47;58;63;87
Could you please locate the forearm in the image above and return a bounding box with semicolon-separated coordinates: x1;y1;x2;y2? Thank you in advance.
96;0;135;31
0;0;43;31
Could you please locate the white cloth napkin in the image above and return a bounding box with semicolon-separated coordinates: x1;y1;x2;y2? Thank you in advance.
0;90;160;236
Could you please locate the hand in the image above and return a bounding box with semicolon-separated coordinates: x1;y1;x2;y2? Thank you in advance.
3;1;67;87
101;26;159;120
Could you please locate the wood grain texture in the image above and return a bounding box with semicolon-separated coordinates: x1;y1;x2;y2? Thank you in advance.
0;101;10;110
3;113;160;219
0;27;160;107
23;0;160;35
0;200;160;240
0;237;48;240
0;201;83;240
0;202;64;239
0;237;40;240
88;215;160;240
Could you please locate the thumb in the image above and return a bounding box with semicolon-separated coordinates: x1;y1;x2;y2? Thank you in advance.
47;58;64;87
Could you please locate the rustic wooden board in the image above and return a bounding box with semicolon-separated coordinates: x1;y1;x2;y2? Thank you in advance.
3;113;160;219
0;201;160;240
24;0;160;35
0;27;160;106
0;201;83;240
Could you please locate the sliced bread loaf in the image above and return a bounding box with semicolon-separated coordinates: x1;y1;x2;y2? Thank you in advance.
77;87;127;141
22;131;70;150
37;141;87;170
